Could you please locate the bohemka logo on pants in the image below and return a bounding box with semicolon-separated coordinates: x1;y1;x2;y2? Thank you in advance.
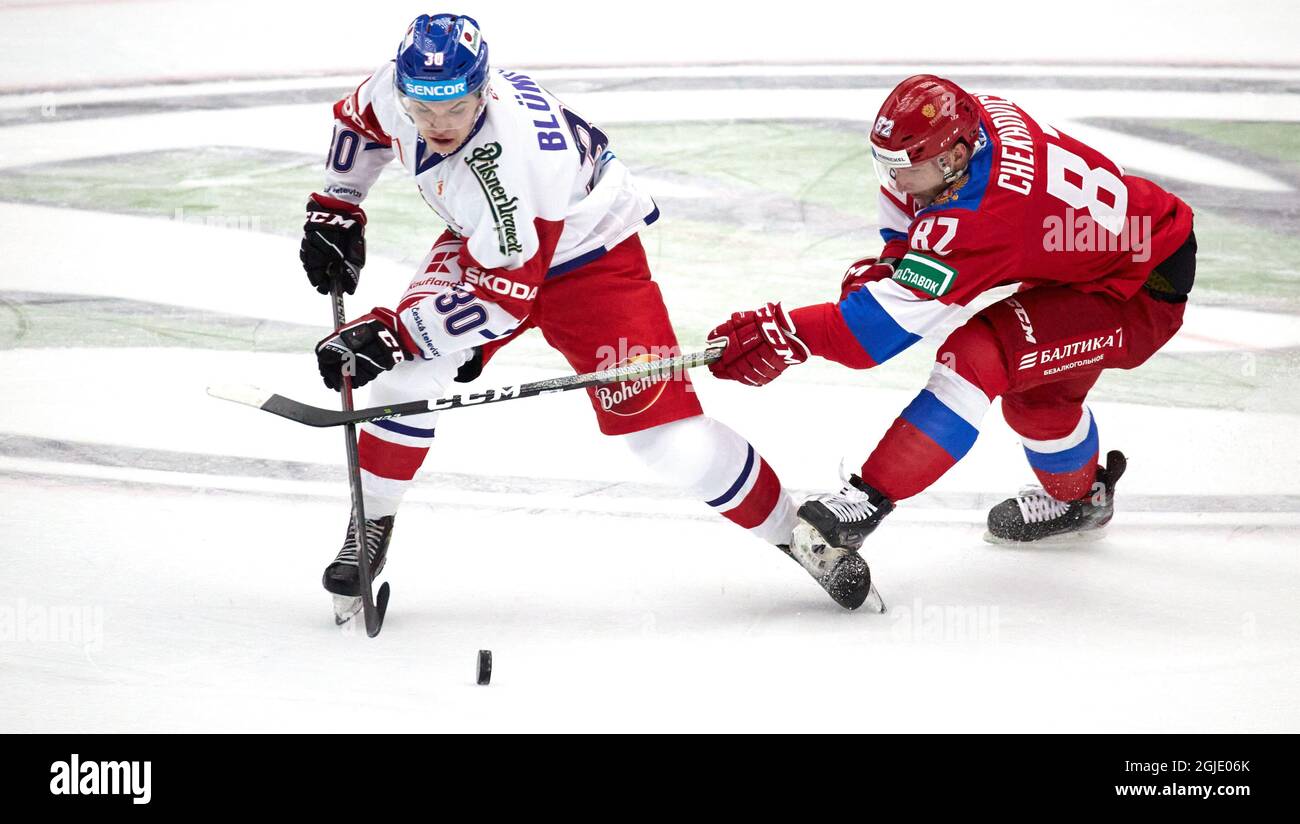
50;754;151;805
595;354;669;417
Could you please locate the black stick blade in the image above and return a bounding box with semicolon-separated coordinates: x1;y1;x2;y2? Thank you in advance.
366;582;391;638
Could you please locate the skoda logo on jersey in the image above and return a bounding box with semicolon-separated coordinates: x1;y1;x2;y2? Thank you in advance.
402;78;469;100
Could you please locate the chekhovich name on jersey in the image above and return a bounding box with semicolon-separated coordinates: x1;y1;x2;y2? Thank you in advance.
978;95;1036;195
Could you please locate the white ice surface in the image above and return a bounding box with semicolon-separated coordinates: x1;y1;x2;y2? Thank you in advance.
3;338;1298;732
3;200;1299;733
3;476;1295;733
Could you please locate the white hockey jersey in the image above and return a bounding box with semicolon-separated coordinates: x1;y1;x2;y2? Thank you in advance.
320;63;659;359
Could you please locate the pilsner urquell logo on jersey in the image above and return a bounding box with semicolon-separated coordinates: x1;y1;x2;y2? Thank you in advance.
465;142;523;256
893;252;957;298
595;354;669;417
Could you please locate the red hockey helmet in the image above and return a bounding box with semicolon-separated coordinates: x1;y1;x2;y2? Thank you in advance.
869;75;981;189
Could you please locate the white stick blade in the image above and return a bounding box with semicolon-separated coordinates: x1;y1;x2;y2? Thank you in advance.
206;384;274;409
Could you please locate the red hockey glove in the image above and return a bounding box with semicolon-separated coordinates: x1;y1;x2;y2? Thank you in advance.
315;308;412;391
838;256;898;301
706;302;810;387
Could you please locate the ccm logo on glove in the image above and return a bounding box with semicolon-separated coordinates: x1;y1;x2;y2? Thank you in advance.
306;211;360;228
315;308;412;391
300;194;367;296
706;302;809;387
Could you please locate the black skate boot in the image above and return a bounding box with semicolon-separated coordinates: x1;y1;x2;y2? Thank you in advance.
786;474;894;611
985;450;1126;544
323;514;395;624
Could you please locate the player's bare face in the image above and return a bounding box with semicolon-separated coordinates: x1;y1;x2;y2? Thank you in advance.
400;93;482;153
889;145;971;205
890;156;948;199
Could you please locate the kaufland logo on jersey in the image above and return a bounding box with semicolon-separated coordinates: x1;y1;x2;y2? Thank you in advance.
594;354;669;417
426;243;460;273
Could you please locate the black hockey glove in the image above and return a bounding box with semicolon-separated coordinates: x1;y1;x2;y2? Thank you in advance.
300;194;367;295
315;308;412;391
454;346;485;383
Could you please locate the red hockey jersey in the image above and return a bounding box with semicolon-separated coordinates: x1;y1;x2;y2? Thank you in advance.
792;93;1193;369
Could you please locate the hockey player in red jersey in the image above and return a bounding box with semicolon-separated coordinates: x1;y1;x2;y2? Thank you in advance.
707;75;1195;586
297;14;867;621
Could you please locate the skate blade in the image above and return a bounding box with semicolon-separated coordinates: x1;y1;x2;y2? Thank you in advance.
982;526;1109;546
862;582;887;614
332;594;362;625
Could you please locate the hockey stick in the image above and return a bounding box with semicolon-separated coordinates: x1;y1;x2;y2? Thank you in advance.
329;285;390;637
208;347;723;429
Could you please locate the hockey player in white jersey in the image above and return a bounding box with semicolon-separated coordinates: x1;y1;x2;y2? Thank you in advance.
298;14;870;620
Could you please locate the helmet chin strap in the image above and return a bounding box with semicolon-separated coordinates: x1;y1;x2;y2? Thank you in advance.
937;152;965;185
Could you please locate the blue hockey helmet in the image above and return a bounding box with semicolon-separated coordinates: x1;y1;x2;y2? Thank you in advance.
394;14;490;102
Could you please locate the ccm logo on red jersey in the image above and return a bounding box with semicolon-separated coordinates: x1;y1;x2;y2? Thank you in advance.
463;269;538;301
1005;297;1037;344
306;211;358;228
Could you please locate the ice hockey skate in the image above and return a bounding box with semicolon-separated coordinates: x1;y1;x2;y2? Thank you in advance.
786;473;894;611
324;514;395;624
985;451;1127;544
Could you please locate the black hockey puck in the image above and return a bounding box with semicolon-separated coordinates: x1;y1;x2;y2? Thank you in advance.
476;650;492;685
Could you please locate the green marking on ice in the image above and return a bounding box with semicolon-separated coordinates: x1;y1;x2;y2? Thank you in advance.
1152;120;1300;175
0;292;323;352
1106;118;1300;311
1;120;1297;413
